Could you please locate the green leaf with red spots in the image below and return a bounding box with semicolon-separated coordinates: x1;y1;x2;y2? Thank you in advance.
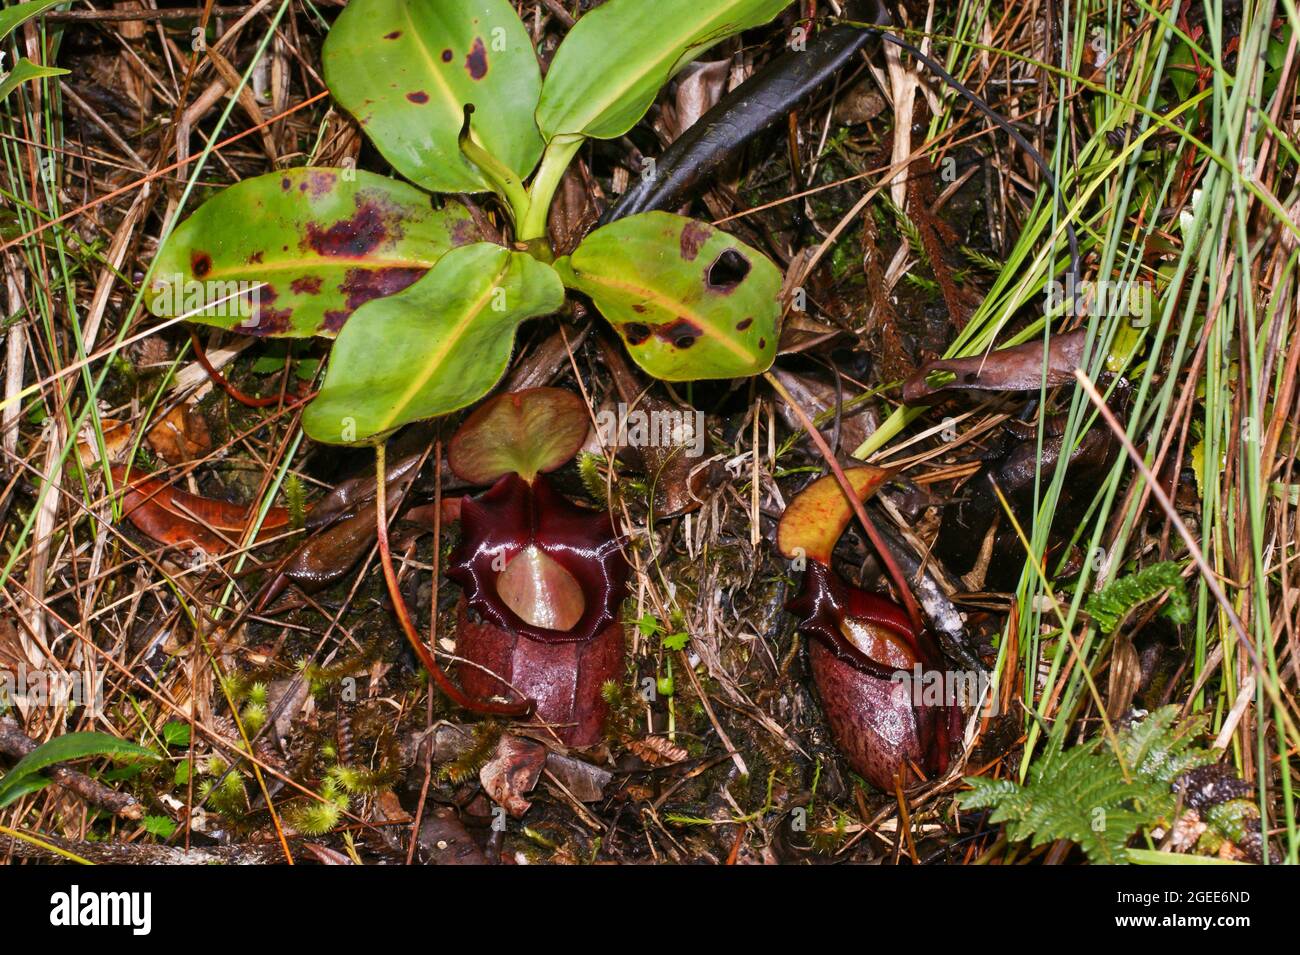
536;0;791;142
555;212;781;381
148;168;481;338
302;243;565;445
324;0;543;195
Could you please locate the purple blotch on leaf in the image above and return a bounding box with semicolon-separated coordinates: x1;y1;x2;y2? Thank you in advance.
339;266;425;310
302;197;401;258
656;319;701;349
465;37;488;80
321;309;350;333
679;220;712;261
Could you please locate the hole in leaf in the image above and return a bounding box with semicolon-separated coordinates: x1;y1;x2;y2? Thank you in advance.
706;249;750;291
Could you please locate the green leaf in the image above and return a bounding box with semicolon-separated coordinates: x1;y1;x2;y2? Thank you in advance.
148;168;481;338
1126;848;1246;865
0;732;158;808
250;355;287;375
663;631;690;651
557;212;780;380
303;242;564;445
0;0;69;41
323;0;544;195
1168;41;1197;103
0;58;68;101
143;814;177;839
161;721;191;748
0;774;51;804
536;0;791;141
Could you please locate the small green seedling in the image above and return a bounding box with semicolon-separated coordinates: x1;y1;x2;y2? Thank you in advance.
150;0;792;446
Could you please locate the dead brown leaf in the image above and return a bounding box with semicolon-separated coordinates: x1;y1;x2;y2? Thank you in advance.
479;734;547;818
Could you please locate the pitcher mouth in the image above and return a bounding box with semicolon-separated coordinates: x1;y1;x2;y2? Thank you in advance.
785;561;927;680
448;472;629;644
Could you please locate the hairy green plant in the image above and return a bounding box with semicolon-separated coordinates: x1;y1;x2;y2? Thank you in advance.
328;762;400;797
149;0;792;447
576;451;609;506
283;777;350;836
240;682;270;735
282;473;308;530
198;756;251;816
959;707;1268;863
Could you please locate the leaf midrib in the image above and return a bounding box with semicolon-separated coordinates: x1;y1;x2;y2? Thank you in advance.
380;254;511;432
203;254;440;281
400;3;467;121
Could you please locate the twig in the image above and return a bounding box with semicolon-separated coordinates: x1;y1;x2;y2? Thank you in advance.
0;829;304;864
0;90;331;255
407;437;443;865
538;0;575;28
188;329;312;408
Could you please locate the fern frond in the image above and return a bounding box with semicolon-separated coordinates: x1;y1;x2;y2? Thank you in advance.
1085;561;1190;633
960;707;1265;863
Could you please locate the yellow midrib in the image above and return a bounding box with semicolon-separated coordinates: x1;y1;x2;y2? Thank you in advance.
577;271;756;362
380;256;510;431
203;254;437;281
402;4;466;121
